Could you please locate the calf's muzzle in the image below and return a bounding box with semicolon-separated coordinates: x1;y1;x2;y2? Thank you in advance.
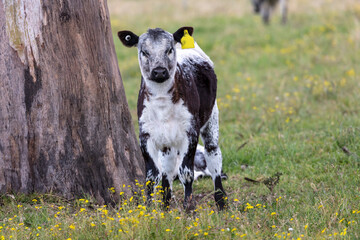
150;67;170;83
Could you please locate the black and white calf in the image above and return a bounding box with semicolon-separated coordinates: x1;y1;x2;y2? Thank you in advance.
118;27;226;210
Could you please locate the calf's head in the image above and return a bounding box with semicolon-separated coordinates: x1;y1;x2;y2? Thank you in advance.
118;27;193;84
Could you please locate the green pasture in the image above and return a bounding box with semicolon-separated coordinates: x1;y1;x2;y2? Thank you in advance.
1;1;359;239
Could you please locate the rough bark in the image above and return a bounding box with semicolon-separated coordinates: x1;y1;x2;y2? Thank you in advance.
0;0;144;203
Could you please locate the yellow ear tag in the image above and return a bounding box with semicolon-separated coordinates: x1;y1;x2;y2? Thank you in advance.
181;29;195;49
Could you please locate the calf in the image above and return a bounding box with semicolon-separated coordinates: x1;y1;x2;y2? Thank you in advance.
251;0;288;24
118;27;226;210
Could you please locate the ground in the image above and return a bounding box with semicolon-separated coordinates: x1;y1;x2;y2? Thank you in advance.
1;0;359;239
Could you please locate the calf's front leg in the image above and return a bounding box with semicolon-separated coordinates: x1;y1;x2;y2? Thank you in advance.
160;147;178;209
140;132;160;205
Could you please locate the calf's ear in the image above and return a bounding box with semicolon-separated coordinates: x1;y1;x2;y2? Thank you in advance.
118;30;139;47
173;26;194;43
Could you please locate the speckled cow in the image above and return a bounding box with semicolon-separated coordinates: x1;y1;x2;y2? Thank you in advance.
118;27;226;210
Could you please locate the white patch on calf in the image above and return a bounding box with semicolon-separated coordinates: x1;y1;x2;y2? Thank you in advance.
176;42;214;67
158;148;180;189
140;94;193;182
143;79;174;99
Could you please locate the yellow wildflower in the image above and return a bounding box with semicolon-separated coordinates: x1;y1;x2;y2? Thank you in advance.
346;69;355;77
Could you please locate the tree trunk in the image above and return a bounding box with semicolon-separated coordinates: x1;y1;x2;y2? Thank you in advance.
0;0;144;203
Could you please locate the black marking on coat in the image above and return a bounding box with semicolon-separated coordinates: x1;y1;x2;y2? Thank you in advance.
118;31;139;47
214;175;226;210
173;59;217;127
137;77;151;120
139;131;154;173
162;147;171;156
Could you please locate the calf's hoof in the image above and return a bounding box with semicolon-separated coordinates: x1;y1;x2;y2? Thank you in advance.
183;194;196;213
215;190;227;211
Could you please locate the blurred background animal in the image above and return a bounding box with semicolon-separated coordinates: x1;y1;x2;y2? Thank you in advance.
252;0;288;24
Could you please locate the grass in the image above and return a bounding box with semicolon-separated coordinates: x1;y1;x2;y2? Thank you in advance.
1;0;360;239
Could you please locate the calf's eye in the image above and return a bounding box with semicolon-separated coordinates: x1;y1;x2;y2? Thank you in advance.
141;51;149;58
167;48;174;55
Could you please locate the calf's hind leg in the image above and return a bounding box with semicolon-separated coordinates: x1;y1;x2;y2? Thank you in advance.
179;133;198;210
200;102;227;210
